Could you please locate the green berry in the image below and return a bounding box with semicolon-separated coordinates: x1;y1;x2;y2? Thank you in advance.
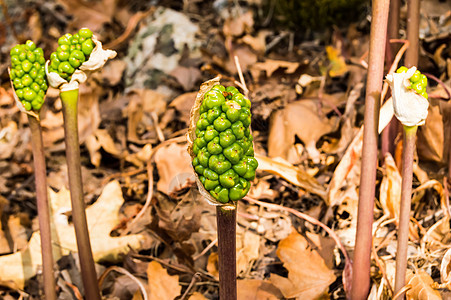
410;70;421;83
23;88;37;101
412;81;423;94
209;154;231;175
204;125;219;142
219;169;238;188
219;129;236;148
396;66;408;73
211;84;226;93
79;28;93;38
205;178;219;190
19;52;26;61
25;40;36;51
58;61;75;74
57;50;70;61
213;113;232;132
207;137;223;155
204;169;219;181
10;45;22;56
22;74;33;86
15;89;24;99
82;39;94;56
13;78;23;89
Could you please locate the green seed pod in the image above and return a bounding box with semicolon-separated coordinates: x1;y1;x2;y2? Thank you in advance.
189;79;258;204
9;41;48;112
49;28;95;81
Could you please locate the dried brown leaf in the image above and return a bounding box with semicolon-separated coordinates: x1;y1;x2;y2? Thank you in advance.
95;129;122;157
255;153;327;200
417;100;444;163
0;181;144;288
440;248;451;289
57;0;115;31
154;142;194;195
406;269;442;300
380;153;401;220
147;261;181;300
237;279;283;300
101;60;127;86
170;66;202;91
270;229;336;299
223;11;254;37
236;230;260;274
251;59;300;78
241;30;270;53
188;292;207;300
268;100;335;163
423;217;451;251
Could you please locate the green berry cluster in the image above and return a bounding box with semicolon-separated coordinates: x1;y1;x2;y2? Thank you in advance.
9;40;47;111
192;85;258;203
48;28;94;81
396;66;428;99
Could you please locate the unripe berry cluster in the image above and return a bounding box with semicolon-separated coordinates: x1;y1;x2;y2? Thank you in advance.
10;40;47;111
192;85;258;203
48;28;94;81
396;66;428;99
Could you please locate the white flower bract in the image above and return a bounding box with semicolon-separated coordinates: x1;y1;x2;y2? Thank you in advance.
45;35;117;91
385;66;429;127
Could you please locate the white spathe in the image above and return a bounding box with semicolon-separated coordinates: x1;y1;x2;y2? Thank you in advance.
385;66;429;127
46;35;116;91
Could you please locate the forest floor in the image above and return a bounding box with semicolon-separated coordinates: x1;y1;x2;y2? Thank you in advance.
1;0;451;299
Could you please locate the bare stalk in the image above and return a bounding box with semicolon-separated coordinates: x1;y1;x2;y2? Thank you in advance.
405;0;420;67
351;0;390;299
216;203;237;300
394;126;417;298
28;115;57;300
381;0;401;157
60;89;101;300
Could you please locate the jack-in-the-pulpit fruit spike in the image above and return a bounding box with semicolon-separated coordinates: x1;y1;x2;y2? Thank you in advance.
188;77;257;205
9;41;48;111
48;28;94;81
396;66;428;99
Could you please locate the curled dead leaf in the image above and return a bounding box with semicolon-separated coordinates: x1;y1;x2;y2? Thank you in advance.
255;153;326;200
380;153;401;221
0;181;144;288
270;228;336;299
237;279;283;300
406;269;442;300
147;261;181;300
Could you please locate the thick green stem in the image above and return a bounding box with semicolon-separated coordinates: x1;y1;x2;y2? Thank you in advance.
28;115;57;300
60;89;101;300
216;203;237;300
351;0;390;299
394;125;417;298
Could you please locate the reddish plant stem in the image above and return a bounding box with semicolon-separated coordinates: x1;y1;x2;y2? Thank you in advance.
405;0;420;67
351;0;390;299
394;126;417;298
61;89;101;300
382;0;400;158
28;115;57;300
216;204;237;300
385;0;400;64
